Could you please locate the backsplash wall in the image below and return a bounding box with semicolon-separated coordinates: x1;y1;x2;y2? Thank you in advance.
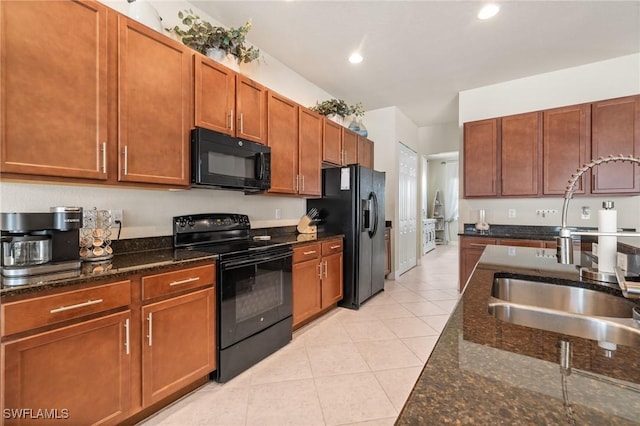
0;182;305;238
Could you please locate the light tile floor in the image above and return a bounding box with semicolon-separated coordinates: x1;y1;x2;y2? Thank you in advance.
140;243;459;426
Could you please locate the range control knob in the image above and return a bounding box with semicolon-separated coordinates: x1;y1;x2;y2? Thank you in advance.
177;218;187;228
187;217;195;227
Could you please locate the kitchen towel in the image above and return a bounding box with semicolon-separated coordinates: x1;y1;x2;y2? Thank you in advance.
597;205;617;273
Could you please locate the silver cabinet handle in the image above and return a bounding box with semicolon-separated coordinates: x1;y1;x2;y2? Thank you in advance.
229;109;234;131
323;260;328;278
147;312;153;346
101;142;107;173
301;175;305;192
50;299;103;314
169;277;200;286
295;175;299;191
317;262;323;279
124;318;130;355
123;146;128;175
303;250;317;255
240;112;244;133
330;245;341;250
469;243;490;247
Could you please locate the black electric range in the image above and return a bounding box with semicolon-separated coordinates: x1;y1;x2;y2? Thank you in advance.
173;213;293;382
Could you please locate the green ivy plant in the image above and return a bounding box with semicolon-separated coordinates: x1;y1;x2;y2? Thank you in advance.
310;99;364;118
167;9;260;64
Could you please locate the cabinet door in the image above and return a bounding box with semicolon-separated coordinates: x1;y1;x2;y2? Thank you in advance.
142;288;216;407
2;311;131;425
117;16;190;186
236;75;267;144
501;112;541;196
321;253;343;307
591;95;640;194
194;55;236;135
299;108;322;196
1;0;108;180
357;136;374;169
463;119;498;197
459;237;496;291
543;104;590;195
267;92;299;194
322;119;343;165
342;129;358;165
292;260;322;328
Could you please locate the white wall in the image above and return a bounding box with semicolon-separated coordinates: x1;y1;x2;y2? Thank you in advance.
418;122;460;155
0;0;343;238
458;53;640;232
366;107;419;277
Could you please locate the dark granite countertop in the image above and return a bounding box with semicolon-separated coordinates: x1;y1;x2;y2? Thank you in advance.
397;245;640;425
0;232;343;299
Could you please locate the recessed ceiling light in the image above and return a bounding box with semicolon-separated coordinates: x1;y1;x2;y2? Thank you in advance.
478;4;500;20
349;52;363;64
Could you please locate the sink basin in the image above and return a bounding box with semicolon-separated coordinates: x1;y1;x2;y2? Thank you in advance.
488;277;640;348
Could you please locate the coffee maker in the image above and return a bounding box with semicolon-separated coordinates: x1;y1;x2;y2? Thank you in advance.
1;207;83;278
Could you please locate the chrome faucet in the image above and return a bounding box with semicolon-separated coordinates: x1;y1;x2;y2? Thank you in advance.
556;154;640;298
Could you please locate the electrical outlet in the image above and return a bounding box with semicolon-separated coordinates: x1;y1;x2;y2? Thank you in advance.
109;209;123;225
581;206;590;220
508;208;516;218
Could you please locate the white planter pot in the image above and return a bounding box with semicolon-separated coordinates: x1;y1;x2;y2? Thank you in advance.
206;48;240;72
326;114;344;126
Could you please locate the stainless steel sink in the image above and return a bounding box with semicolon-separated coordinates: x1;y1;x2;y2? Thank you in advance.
488;277;640;348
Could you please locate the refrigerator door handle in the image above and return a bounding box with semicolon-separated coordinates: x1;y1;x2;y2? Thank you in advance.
368;192;379;238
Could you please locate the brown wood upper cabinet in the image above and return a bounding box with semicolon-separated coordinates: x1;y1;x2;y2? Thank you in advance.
464;119;499;197
194;57;267;145
322;119;343;165
298;108;323;196
500;112;542;197
358;136;374;168
117;17;191;186
267;94;322;196
591;95;640;194
342;129;358;165
543;104;590;195
0;0;109;180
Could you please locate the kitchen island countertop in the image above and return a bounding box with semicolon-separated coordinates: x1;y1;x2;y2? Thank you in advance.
396;244;640;425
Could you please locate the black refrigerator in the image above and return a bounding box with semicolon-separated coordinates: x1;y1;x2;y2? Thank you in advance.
307;165;386;309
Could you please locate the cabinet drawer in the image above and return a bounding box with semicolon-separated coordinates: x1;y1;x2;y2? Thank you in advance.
460;237;497;249
142;264;215;301
498;239;544;248
293;243;321;263
321;239;343;256
1;280;131;336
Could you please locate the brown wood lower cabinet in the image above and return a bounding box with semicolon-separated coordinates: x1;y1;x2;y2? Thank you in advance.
2;310;132;425
141;287;215;407
1;263;217;425
292;238;343;329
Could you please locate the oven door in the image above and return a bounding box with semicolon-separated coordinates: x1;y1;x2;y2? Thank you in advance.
219;247;292;349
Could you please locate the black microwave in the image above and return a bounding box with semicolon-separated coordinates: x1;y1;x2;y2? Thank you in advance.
191;127;271;193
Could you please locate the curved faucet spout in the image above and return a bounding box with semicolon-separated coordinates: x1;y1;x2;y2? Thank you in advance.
557;154;640;266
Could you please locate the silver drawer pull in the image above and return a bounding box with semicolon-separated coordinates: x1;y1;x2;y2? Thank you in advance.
50;299;104;314
124;318;130;355
303;250;317;255
169;277;200;286
469;243;490;247
330;245;341;250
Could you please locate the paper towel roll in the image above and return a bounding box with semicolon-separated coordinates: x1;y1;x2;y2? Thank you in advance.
598;207;617;273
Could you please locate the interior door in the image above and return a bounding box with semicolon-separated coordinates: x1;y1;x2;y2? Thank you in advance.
398;143;418;275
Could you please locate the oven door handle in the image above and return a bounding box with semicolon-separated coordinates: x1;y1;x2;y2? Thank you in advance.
221;251;292;270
